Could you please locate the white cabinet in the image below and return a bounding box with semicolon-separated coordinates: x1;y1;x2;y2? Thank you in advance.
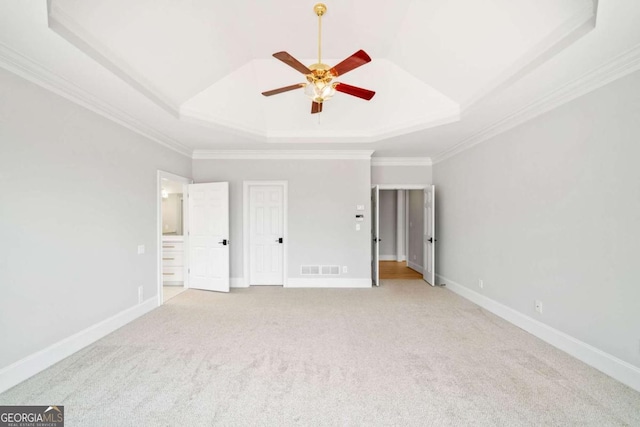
162;237;184;284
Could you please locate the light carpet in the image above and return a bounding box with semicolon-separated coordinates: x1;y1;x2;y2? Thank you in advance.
1;280;639;426
163;285;185;303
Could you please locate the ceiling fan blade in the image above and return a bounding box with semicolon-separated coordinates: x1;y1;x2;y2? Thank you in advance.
311;101;323;114
335;83;375;101
273;51;313;75
262;83;305;97
330;50;372;77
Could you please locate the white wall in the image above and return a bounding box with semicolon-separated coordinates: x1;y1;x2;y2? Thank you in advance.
0;68;191;370
192;159;372;283
379;190;397;258
371;165;432;185
433;70;640;370
407;190;424;272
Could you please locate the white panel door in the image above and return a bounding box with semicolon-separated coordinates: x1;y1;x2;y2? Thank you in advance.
424;185;436;286
249;185;284;285
188;182;229;292
371;185;380;286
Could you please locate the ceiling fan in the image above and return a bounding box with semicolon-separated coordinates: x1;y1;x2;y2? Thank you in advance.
261;3;376;114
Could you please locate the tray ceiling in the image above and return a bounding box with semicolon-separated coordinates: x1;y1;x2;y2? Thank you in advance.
2;1;639;157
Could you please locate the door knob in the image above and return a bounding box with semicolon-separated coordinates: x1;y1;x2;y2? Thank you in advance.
218;239;228;245
275;237;283;244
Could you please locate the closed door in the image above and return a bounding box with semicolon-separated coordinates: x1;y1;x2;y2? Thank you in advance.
249;185;284;285
188;182;230;292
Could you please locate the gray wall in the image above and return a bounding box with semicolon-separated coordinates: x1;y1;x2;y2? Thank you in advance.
407;190;424;270
0;68;192;369
379;190;397;258
372;165;432;185
433;70;640;368
192;159;372;280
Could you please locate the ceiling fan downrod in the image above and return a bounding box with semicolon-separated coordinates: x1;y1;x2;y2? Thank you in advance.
314;3;327;65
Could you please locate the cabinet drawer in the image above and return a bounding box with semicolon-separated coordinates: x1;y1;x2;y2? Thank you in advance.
162;242;183;252
162;266;184;282
162;252;183;267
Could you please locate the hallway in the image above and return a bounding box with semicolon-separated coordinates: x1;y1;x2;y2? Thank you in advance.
379;260;423;279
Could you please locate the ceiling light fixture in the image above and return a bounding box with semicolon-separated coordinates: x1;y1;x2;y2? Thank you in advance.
304;3;336;103
262;3;376;114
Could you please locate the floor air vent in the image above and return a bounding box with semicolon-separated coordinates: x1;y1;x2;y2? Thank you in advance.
301;265;340;276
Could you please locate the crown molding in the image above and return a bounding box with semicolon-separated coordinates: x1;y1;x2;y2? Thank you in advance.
460;2;596;111
433;42;640;164
192;150;375;160
0;42;192;158
180;106;267;141
48;2;179;116
371;157;433;167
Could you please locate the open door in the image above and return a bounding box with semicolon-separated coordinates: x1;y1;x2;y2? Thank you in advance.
188;182;230;292
424;185;436;286
371;185;380;286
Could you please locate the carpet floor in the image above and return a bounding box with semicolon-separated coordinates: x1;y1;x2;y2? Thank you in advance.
163;285;186;303
1;280;639;426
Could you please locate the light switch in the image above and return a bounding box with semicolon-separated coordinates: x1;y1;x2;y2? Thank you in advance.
137;245;145;254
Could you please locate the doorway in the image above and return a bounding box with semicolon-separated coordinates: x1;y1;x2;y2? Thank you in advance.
157;171;192;305
243;181;288;286
372;184;435;285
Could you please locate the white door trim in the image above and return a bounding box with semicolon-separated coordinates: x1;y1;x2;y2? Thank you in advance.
157;170;192;306
243;181;288;287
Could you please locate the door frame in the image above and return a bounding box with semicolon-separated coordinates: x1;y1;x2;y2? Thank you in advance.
157;170;192;306
375;184;431;284
243;181;288;287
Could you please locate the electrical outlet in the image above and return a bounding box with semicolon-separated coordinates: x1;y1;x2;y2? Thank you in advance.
535;300;543;314
137;244;145;254
342;266;348;274
138;286;143;304
355;223;361;231
478;279;484;289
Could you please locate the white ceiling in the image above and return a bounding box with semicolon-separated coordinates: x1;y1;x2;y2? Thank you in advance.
1;1;639;158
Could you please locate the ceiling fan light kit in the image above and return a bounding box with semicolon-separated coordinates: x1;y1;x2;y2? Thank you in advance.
262;3;375;114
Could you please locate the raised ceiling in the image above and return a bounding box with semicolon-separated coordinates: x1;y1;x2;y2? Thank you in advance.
1;1;640;158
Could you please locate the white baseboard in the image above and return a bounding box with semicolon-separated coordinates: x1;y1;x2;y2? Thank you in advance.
407;261;423;274
0;297;158;394
286;278;371;288
437;274;640;393
230;277;248;288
